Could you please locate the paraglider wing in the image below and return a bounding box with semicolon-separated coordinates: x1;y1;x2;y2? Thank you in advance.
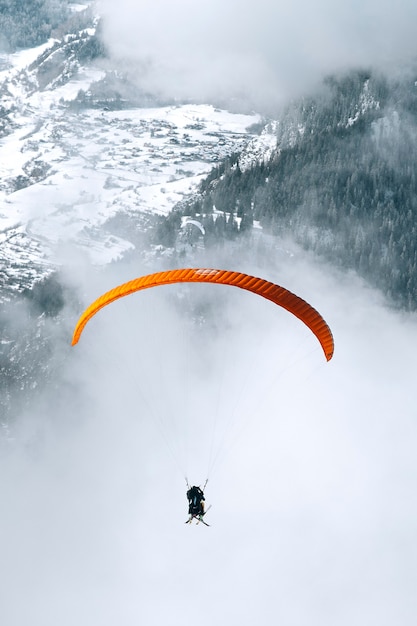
71;268;334;361
182;219;205;235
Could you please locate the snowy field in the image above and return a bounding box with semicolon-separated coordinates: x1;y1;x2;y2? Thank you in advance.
0;41;263;290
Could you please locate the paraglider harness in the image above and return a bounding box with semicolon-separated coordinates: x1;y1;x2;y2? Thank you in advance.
185;479;210;525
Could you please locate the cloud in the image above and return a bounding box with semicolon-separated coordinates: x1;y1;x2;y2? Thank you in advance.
1;242;417;624
98;0;417;109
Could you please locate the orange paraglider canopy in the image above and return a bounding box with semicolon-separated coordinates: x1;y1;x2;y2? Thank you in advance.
71;268;334;361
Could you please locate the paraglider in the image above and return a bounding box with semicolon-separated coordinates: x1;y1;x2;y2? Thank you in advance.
185;482;209;525
71;268;334;361
181;218;205;236
71;268;334;526
178;218;205;255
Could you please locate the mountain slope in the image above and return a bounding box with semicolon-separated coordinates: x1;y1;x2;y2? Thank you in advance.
0;17;261;304
0;13;263;421
187;71;417;309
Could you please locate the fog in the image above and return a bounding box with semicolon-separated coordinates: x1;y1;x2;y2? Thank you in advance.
98;0;417;108
1;241;417;625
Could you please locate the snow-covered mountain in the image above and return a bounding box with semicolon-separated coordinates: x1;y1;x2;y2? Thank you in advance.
0;17;267;303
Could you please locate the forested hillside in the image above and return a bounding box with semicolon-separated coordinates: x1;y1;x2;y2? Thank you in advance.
0;0;71;51
172;71;417;310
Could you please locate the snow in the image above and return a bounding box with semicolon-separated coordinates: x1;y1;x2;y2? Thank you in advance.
0;103;257;242
68;2;92;12
0;40;261;294
346;80;380;127
239;124;278;171
0;40;58;75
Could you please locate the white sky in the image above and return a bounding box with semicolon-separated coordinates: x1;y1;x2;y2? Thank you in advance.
98;0;417;108
1;244;417;625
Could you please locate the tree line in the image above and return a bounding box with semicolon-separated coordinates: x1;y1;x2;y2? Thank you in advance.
157;70;417;310
0;0;70;51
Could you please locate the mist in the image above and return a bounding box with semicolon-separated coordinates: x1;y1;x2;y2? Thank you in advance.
98;0;417;109
1;239;417;625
